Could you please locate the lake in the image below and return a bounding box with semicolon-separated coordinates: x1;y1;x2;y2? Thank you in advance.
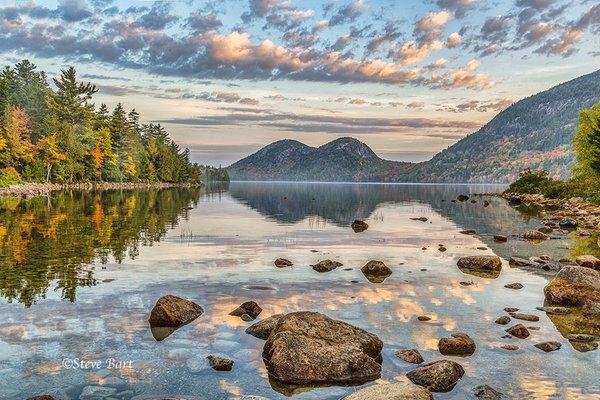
0;182;598;399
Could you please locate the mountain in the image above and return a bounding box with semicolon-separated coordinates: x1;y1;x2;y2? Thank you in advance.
408;69;600;183
227;69;600;183
227;137;413;182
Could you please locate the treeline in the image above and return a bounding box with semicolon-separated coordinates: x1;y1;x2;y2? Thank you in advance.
508;101;600;202
0;60;228;186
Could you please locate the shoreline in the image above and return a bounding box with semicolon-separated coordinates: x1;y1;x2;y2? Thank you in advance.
0;182;200;199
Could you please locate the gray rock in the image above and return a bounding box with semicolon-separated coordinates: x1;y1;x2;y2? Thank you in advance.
566;334;595;342
342;381;433;400
495;316;511;325
534;341;562;352
473;384;504;400
395;349;424;364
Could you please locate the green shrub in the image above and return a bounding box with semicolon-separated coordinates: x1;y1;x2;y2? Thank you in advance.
0;167;22;187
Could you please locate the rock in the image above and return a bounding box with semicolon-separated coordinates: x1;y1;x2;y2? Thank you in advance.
536;306;572;315
509;256;537;267
417;315;431;321
572;342;599;352
566;334;595;342
342;381;433;400
473;384;503;400
395;349;424;364
509;313;539;322
245;314;283;340
148;295;203;327
483;200;490;207
559;219;578;229
460;281;474;286
274;258;293;268
457;194;469;202
411;217;428;222
501;344;519;351
495;316;511;325
457;256;502;271
504;307;519;313
579;230;591;237
262;311;383;385
438;246;447;252
504;283;523;289
508;195;522;206
207;355;234;371
27;397;55;400
79;386;117;399
312;259;343;272
575;255;600;270
438;336;476;356
460;229;476;235
538;226;553;234
523;230;548;241
506;324;530;338
241;314;254;321
406;360;465;392
583;301;600;315
361;260;392;283
230;301;262;320
534;342;561;352
544;266;600;306
352;220;369;232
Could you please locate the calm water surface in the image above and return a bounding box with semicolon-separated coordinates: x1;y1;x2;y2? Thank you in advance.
0;182;598;399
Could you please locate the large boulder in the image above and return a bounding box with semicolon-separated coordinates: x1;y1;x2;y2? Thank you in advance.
544;266;600;307
245;314;283;340
361;260;392;283
406;360;465;392
575;255;600;270
342;381;433;400
262;311;383;385
148;295;203;327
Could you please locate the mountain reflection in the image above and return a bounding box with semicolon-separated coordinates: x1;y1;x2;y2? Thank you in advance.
0;188;201;307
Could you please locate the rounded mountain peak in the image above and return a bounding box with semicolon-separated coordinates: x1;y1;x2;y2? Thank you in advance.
319;137;380;160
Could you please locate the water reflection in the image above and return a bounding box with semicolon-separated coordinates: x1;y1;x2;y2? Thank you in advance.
0;188;202;307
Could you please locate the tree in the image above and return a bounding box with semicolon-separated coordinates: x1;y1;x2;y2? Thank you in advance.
37;133;66;182
48;66;97;127
1;106;34;169
573;102;600;181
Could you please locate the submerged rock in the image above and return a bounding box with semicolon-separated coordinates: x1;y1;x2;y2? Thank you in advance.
544;266;600;307
342;381;433;400
459;229;476;235
438;335;476;356
230;301;262;320
274;258;293;268
312;259;343;272
406;360;465;392
262;311;383;385
245;314;283;340
506;324;530;339
361;260;392;283
457;194;470;202
207;355;234;371
575;255;600;270
501;344;519;351
351;220;369;232
534;342;562;352
395;349;424;364
473;384;504;400
509;313;539;322
148;295;203;328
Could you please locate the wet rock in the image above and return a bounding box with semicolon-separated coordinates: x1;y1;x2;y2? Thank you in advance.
438;246;447;252
460;281;474;286
406;360;465;392
534;342;561;352
536;306;572;315
438;336;476;356
230;301;262;320
544;266;600;307
477;247;488;250
495;316;511;325
411;217;428;222
509;313;539;322
508;195;522;206
241;314;254;321
457;194;470;202
457;256;502;272
207;355;234;371
524;230;549;241
575;255;600;270
246;314;283;340
312;259;343;272
395;349;424;364
506;324;530;339
417;315;431;321
342;381;433;400
509;256;537;267
27;397;54;400
460;229;476;235
501;344;519;351
483;200;490;207
572;342;599;352
361;260;392;283
504;307;519;313
262;311;383;385
566;333;595;342
559;219;578;229
473;384;504;400
351;220;369;232
274;258;293;268
148;295;203;327
504;283;523;290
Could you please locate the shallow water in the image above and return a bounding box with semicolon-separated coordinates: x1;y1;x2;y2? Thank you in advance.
0;182;598;399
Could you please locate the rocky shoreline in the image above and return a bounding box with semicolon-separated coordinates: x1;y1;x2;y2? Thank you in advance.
0;182;199;199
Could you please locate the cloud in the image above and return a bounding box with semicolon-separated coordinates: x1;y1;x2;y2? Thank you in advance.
407;101;425;109
134;2;178;30
433;59;494;89
312;19;329;32
58;0;93;22
183;90;260;105
439;97;514;112
241;0;278;22
436;0;476;18
186;12;222;32
329;0;364;26
446;32;462;48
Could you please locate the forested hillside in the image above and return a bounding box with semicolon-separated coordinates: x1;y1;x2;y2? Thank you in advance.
0;60;226;186
408;69;600;183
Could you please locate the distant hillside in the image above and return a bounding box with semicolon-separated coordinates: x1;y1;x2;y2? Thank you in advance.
227;69;600;183
226;137;413;182
409;69;600;183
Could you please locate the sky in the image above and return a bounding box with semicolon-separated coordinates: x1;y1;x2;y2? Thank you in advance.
0;0;599;166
